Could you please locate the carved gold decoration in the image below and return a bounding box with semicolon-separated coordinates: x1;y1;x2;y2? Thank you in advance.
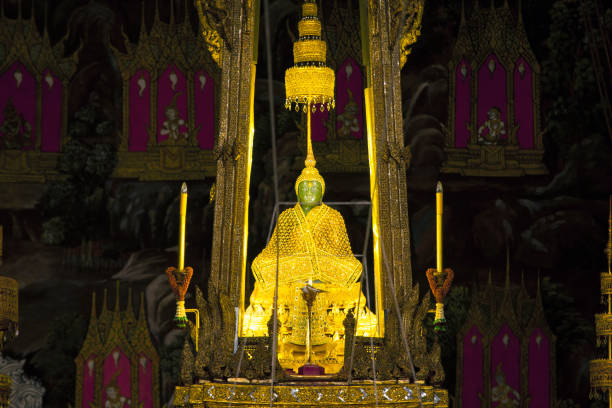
293;40;327;64
381;140;411;166
206;0;259;337
74;287;160;408
591;360;612;390
388;0;425;68
0;374;10;407
285;66;336;108
444;4;546;177
195;0;230;67
602;273;612;296
174;382;448;407
111;1;220;181
213;136;244;162
0;3;77;183
297;19;321;37
0;276;18;349
365;0;414;302
596;313;612;343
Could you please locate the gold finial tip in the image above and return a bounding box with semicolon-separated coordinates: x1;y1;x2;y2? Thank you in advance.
181;182;188;194
436;181;443;193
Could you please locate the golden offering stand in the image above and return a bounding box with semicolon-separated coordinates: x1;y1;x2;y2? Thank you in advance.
167;0;448;406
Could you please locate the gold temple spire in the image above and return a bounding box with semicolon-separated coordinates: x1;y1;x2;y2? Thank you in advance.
114;280;121;312
89;292;97;325
169;0;175;26
505;243;510;289
140;0;147;38
103;288;108;312
138;292;146;322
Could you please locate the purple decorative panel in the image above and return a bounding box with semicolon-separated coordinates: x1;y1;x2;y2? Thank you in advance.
129;69;151;152
41;70;62;152
157;65;188;144
478;54;507;143
0;61;36;150
528;328;550;408
82;354;96;408
194;69;215;150
311;104;328;142
514;58;534;149
454;60;471;148
103;348;131;407
336;58;363;139
491;324;520;407
138;355;153;408
461;325;484;408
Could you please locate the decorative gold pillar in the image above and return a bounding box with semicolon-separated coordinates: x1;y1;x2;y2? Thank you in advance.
208;0;260;322
362;0;422;307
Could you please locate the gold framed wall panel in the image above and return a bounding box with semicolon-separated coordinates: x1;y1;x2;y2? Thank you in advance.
444;5;546;178
0;8;76;183
111;2;221;182
114;150;217;180
75;289;160;408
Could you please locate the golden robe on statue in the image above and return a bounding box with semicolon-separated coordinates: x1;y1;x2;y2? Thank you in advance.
252;203;361;289
243;203;378;373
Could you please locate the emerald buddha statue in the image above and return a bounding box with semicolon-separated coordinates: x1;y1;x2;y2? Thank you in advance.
243;147;378;374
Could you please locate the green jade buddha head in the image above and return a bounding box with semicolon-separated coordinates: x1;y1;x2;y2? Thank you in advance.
297;180;323;215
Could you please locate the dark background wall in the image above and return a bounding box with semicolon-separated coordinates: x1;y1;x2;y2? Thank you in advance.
0;0;610;406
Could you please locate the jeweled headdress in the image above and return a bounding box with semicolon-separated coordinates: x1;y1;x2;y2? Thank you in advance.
295;136;325;195
286;0;334;196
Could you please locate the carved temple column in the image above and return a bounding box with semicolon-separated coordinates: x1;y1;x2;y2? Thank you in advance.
208;0;259;322
362;0;421;310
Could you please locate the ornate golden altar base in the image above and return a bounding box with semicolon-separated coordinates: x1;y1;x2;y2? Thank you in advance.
174;380;448;407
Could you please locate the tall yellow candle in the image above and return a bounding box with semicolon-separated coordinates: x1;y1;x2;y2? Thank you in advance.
179;182;188;271
436;181;443;273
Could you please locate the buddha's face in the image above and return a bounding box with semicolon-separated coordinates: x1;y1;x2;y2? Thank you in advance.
298;180;322;207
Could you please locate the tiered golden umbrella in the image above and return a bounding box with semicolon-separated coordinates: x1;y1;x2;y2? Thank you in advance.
591;197;612;406
284;0;335;147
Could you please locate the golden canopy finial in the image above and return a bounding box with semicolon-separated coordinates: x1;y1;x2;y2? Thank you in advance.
284;0;335;112
287;0;330;196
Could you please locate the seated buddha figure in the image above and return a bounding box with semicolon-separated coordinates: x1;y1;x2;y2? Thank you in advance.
242;149;378;373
